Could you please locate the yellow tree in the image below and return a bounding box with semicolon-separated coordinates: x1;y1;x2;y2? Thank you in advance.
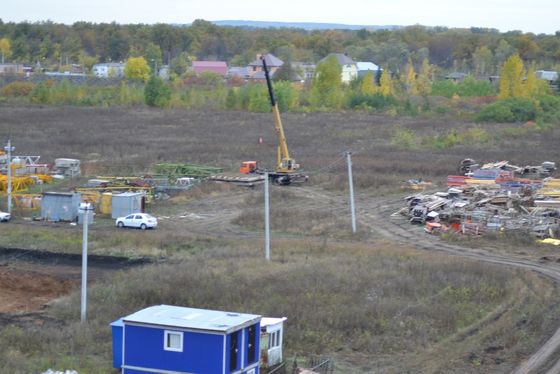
499;54;525;99
0;38;12;64
379;69;394;97
403;58;417;95
125;56;151;82
523;66;537;97
360;71;377;95
415;58;433;96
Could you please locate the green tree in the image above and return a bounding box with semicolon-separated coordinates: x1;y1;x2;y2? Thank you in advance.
144;75;171;107
143;42;163;70
360;71;377;95
499;54;524;99
170;52;190;76
0;38;12;63
273;59;297;82
310;55;343;109
125;56;151;82
473;46;493;76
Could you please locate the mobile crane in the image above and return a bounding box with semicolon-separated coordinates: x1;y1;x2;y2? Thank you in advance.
239;56;307;185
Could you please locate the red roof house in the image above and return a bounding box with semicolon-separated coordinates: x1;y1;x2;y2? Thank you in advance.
192;61;228;76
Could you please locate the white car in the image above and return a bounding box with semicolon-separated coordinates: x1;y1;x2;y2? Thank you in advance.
115;213;157;230
0;211;10;222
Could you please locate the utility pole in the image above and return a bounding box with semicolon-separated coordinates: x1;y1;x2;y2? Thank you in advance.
80;203;92;323
4;140;14;214
346;151;357;234
264;173;270;261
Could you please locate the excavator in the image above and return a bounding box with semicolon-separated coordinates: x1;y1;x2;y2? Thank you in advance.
239;56;308;185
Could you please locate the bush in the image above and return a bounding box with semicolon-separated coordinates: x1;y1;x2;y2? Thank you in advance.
29;82;51;104
347;92;397;110
476;97;537;123
0;81;34;97
144;75;171;107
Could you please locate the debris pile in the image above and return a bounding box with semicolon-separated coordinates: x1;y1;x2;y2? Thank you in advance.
398;159;560;239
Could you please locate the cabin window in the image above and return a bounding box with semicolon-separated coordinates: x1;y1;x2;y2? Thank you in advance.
269;330;280;348
229;331;239;370
164;330;183;352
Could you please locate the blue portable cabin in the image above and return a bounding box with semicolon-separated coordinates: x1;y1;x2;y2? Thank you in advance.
111;304;261;374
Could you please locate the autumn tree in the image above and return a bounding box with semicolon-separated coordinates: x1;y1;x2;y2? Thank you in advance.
415;58;433;96
360;71;377;95
473;46;493;76
0;38;12;63
379;69;394;97
310;55;343;109
499;54;524;99
403;57;417;95
125;56;151;82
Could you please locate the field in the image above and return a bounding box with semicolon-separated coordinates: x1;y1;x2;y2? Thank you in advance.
1;104;560;373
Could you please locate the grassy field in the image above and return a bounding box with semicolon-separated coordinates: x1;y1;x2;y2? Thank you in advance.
1;104;560;372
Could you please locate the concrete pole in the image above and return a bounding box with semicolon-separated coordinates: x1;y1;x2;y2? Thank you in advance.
6;140;13;214
264;173;270;261
80;203;90;323
346;152;357;234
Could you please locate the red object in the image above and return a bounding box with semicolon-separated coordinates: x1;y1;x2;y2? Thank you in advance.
257;137;263;144
192;61;228;76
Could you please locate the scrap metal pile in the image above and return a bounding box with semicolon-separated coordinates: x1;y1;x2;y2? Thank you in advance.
398;159;560;238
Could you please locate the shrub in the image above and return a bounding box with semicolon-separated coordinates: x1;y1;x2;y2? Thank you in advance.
347;92;397;110
391;127;417;149
0;81;34;97
144;75;171;107
29;82;51;104
476;97;537;123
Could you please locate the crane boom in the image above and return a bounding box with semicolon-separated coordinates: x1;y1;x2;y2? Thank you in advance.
262;57;297;173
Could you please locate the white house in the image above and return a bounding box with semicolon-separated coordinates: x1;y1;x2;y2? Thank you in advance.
356;62;382;78
320;53;357;83
260;317;287;368
92;62;125;78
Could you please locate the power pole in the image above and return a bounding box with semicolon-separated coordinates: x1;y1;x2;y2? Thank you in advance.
80;203;92;323
4;140;14;214
264;173;270;261
346;151;357;234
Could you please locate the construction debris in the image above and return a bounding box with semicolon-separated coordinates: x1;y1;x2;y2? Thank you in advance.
398;159;560;239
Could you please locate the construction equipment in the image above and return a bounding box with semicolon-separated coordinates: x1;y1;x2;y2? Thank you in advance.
238;56;307;185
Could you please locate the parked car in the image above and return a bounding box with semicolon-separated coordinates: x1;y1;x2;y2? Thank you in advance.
115;213;157;230
0;211;10;222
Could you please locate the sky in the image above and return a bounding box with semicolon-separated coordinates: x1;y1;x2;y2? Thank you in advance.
1;0;559;34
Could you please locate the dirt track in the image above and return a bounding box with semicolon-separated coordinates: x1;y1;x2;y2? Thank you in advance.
168;185;560;373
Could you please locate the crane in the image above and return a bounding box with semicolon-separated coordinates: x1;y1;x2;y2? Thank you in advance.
256;56;307;185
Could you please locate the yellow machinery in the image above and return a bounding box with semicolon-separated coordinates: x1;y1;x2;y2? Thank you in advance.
258;57;307;185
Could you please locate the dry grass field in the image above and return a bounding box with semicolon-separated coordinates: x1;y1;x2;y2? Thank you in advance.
1;104;560;373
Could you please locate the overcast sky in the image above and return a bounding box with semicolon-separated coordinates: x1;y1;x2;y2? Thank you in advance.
2;0;558;34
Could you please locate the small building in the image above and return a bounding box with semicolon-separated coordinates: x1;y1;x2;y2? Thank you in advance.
53;158;81;178
92;62;125;78
111;304;261;374
320;53;357;83
260;317;287;368
41;192;82;222
111;191;146;219
192;61;228;76
446;72;468;82
228;66;250;80
0;63;24;75
248;54;284;77
292;62;316;81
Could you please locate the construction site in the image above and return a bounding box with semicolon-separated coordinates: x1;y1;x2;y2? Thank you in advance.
2;72;560;372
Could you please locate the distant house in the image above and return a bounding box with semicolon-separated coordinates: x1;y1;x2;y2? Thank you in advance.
356;62;382;78
228;66;250;80
111;304;262;374
248;53;284;77
536;70;559;83
320;53;357;83
92;62;125;78
0;63;24;75
158;64;170;80
292;62;316;81
192;61;228;76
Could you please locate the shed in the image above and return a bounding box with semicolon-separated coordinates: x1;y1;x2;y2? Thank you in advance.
41;192;82;222
260;317;287;368
111;304;261;374
111;192;145;219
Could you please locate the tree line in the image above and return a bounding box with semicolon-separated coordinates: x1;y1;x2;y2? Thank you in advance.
0;19;559;76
